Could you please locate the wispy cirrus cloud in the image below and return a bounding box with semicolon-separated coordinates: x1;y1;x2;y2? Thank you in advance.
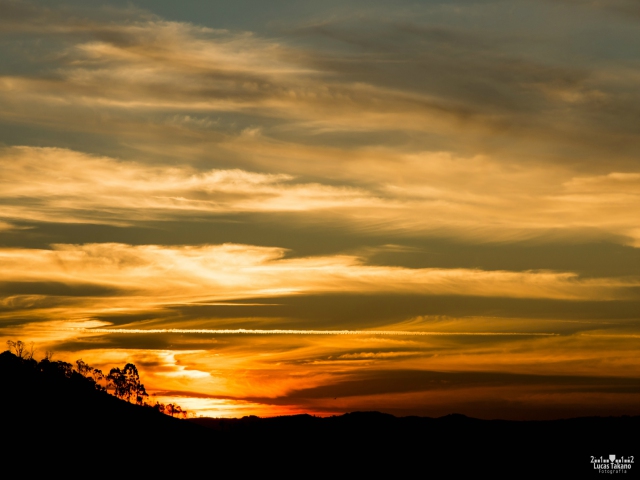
0;243;636;313
2;1;640;249
0;146;381;225
2;0;640;160
2;146;639;246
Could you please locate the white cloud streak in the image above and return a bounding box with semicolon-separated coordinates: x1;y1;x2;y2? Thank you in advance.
76;328;559;336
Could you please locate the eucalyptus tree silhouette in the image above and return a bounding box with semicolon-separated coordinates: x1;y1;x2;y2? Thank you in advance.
6;340;35;360
76;359;106;391
4;340;189;417
165;403;188;418
107;363;148;405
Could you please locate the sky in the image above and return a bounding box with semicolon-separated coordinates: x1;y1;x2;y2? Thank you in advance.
1;0;639;419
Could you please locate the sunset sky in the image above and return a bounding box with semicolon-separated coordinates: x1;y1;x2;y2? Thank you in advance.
1;0;639;419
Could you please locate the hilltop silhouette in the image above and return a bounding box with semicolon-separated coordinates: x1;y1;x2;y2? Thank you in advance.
1;348;637;476
0;350;207;442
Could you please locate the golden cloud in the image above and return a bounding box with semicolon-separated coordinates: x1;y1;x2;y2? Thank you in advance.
0;243;636;307
2;146;640;245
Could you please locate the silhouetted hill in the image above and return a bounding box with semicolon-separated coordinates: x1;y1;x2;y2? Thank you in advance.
2;350;637;476
190;411;638;476
189;412;638;476
0;351;214;454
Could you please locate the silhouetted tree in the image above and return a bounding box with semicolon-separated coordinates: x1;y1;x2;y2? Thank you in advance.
76;359;91;376
4;340;188;416
165;403;188;418
107;366;127;400
107;363;148;405
7;340;35;360
76;359;106;391
55;361;74;378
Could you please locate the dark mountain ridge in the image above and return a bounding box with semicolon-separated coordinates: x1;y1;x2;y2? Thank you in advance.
1;350;636;476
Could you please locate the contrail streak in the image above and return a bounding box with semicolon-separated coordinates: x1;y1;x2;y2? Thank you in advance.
77;328;558;336
580;334;640;339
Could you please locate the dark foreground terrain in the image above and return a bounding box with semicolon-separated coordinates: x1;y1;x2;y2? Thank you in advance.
1;350;636;477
